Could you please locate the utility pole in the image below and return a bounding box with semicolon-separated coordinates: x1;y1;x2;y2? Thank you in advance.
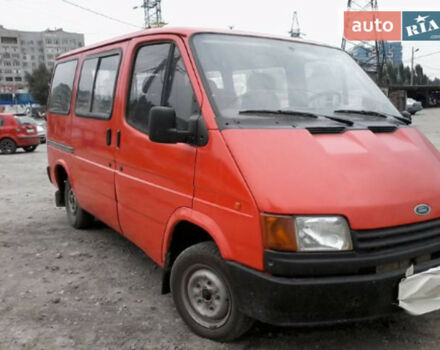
289;11;301;38
133;0;165;29
410;47;420;86
342;0;386;85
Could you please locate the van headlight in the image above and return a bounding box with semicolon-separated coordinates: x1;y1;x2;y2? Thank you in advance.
295;216;352;251
261;215;352;251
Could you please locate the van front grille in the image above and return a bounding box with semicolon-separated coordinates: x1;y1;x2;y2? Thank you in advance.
265;219;440;278
352;218;440;252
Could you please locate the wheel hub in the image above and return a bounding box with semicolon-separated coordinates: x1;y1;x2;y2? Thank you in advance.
68;189;78;215
184;267;231;328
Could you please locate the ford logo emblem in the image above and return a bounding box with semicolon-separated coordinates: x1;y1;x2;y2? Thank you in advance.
414;204;431;216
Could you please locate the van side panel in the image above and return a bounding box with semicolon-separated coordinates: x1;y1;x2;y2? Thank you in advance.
113;35;198;265
69;43;127;232
114;134;197;266
48;112;72;149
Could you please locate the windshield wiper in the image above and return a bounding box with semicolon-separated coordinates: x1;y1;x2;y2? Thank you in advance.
239;109;318;118
238;109;353;126
334;109;411;125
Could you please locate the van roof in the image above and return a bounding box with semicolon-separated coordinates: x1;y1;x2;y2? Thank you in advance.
57;27;333;60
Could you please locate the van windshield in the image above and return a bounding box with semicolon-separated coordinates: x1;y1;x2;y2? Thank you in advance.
192;34;401;126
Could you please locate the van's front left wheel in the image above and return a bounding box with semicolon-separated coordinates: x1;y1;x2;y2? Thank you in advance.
170;242;254;341
64;180;94;229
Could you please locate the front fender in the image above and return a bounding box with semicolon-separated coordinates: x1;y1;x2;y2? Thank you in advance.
161;207;233;264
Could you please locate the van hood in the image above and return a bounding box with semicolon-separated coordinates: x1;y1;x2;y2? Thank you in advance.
222;127;440;229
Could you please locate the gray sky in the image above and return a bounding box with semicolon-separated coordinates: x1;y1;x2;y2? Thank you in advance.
1;0;440;78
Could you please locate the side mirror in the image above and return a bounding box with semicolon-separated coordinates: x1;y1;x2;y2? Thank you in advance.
148;106;194;144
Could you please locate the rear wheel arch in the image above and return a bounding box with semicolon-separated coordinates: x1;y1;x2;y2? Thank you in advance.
53;163;70;204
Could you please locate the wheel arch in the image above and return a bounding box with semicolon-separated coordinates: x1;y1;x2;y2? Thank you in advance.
161;207;233;294
52;160;72;205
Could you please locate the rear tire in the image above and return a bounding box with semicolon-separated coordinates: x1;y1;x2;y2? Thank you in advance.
0;138;17;154
170;242;254;341
64;179;94;229
23;145;38;152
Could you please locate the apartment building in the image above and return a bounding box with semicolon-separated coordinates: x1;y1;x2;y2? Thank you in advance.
0;26;84;92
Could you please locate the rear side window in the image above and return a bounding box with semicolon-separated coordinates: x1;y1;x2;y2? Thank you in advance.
49;60;77;114
127;43;171;133
75;53;120;119
76;58;97;115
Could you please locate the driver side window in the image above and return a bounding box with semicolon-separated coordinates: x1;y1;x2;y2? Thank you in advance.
127;43;171;133
164;47;199;130
126;43;199;134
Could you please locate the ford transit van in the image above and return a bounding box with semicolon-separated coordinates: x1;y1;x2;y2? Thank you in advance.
47;28;440;341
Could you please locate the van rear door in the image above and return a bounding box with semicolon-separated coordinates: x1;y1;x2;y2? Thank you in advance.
70;45;125;231
113;35;201;264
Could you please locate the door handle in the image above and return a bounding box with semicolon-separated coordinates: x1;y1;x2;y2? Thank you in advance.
116;130;121;148
106;128;112;146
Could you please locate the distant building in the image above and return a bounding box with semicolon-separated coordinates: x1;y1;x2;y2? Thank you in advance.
351;42;403;71
0;25;84;92
384;42;403;66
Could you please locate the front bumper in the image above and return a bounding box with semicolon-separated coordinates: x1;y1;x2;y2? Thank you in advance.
227;218;440;325
226;258;440;326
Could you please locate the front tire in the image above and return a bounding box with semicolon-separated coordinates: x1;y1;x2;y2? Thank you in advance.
0;138;17;154
23;145;38;152
64;179;94;229
170;242;254;341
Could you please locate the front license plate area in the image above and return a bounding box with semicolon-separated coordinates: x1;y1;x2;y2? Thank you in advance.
398;265;440;315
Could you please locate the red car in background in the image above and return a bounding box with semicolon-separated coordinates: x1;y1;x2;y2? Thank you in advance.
0;114;40;154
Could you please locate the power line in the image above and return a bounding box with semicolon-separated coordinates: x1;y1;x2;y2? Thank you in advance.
402;50;440;62
60;0;143;29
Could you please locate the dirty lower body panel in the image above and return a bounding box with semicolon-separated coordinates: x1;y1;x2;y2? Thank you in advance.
226;259;440;326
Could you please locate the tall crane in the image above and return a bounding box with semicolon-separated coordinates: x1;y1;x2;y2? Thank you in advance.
289;11;302;38
133;0;165;29
341;0;386;84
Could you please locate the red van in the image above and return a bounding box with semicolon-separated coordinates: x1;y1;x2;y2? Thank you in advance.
0;114;40;154
47;28;440;341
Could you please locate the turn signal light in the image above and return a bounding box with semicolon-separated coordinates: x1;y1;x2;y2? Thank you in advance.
261;214;297;251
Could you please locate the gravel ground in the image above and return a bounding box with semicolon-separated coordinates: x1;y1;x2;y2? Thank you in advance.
1;108;440;349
